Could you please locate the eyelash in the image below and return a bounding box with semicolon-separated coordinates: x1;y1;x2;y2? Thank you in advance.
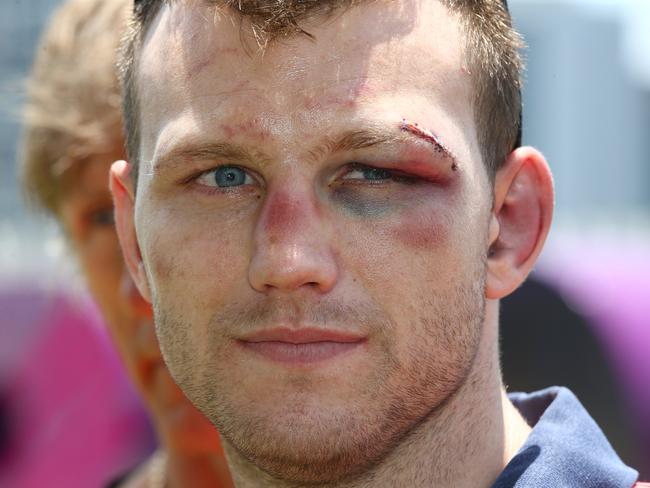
189;162;420;193
338;163;421;186
187;165;258;194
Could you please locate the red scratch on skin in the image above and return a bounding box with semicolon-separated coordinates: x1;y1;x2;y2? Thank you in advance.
219;118;269;141
400;119;458;171
188;57;211;80
351;77;372;98
187;48;242;81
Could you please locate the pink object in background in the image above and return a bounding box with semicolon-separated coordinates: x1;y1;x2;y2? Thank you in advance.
0;285;156;488
538;233;650;470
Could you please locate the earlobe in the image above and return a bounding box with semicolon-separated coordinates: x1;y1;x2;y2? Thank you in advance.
110;160;153;304
485;147;554;299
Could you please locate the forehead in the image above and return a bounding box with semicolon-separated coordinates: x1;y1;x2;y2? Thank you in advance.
137;0;474;161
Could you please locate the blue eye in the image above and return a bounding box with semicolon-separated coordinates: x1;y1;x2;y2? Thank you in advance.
214;166;247;187
360;167;391;180
198;165;253;188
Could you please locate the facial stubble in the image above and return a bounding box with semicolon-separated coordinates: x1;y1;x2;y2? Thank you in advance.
153;259;486;485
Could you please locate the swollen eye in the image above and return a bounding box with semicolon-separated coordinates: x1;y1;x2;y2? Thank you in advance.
203;166;251;187
343;166;392;181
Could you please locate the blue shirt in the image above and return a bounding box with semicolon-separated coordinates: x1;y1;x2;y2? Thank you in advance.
493;387;639;487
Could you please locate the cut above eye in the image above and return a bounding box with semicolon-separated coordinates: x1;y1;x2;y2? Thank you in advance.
197;165;254;188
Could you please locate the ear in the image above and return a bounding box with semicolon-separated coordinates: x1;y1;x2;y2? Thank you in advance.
486;147;554;299
110;160;153;304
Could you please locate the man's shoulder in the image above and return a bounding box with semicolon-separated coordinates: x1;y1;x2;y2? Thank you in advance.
494;387;638;488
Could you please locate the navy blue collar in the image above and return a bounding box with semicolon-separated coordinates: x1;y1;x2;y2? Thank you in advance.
493;387;638;487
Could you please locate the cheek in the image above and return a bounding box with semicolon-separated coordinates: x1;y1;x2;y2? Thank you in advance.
337;193;455;258
335;199;465;302
142;205;251;309
390;210;450;251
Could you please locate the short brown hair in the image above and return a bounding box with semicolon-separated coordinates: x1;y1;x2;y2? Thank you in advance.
120;0;523;184
21;0;130;216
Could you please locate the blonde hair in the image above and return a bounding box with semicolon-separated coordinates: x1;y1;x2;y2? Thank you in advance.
21;0;130;216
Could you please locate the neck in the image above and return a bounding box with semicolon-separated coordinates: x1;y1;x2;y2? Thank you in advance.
225;301;531;488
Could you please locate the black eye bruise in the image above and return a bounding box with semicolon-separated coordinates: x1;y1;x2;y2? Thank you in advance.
346;164;419;185
331;185;392;218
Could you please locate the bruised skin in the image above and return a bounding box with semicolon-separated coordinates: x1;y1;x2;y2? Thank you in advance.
255;123;463;242
389;120;460;250
248;119;465;259
331;183;452;250
393;206;451;251
261;190;313;238
330;122;461;248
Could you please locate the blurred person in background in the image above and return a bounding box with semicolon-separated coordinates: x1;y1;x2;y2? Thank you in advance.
20;0;233;486
0;286;155;488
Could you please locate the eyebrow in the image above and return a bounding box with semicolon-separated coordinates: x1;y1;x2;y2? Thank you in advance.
150;123;456;175
149;142;262;175
307;128;399;161
309;125;456;163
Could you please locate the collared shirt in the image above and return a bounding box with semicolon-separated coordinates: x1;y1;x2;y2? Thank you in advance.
493;387;639;487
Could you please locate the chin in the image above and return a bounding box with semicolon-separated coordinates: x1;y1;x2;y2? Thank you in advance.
216;400;400;484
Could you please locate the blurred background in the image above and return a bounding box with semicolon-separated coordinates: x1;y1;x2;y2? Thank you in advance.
0;0;648;485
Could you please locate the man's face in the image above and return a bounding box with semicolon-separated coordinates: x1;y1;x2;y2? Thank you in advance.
59;154;221;452
134;0;492;481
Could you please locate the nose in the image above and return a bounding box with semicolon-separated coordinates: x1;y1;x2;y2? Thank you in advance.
248;186;338;294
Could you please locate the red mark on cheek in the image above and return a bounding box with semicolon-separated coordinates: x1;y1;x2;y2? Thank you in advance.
391;212;448;251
